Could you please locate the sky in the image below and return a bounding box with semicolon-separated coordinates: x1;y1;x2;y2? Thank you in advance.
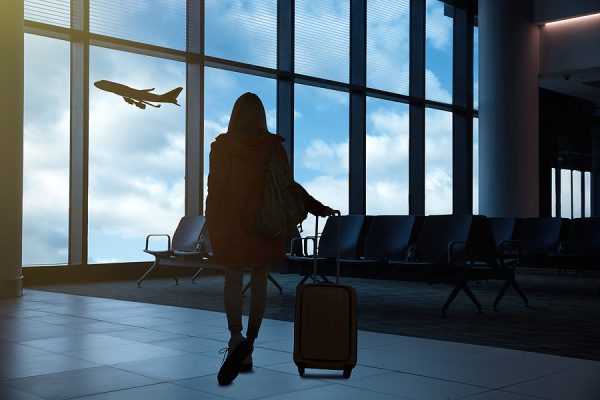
21;0;494;265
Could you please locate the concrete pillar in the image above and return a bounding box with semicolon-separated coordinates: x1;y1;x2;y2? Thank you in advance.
479;0;540;217
0;0;24;298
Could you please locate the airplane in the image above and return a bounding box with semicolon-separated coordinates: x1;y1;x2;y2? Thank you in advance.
94;80;183;110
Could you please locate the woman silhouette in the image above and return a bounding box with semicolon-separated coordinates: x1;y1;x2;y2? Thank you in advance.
206;92;336;385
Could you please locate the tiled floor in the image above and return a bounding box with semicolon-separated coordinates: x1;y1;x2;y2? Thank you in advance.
1;290;598;400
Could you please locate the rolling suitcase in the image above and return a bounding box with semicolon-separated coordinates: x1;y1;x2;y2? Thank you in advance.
293;213;357;379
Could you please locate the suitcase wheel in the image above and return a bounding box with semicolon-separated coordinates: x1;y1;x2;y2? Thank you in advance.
343;367;352;379
297;366;305;377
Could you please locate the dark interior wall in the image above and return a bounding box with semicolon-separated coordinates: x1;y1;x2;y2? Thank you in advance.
538;88;595;216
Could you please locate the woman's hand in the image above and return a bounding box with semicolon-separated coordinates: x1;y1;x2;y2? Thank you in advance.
321;207;340;217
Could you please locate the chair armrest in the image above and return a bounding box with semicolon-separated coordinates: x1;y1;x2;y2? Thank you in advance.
289;237;305;256
448;241;470;270
405;244;418;262
145;234;171;252
302;235;319;257
498;240;520;265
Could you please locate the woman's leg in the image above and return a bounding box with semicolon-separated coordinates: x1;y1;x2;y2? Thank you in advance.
246;265;269;342
224;266;244;338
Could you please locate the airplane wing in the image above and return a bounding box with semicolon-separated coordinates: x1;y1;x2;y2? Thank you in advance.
140;88;155;92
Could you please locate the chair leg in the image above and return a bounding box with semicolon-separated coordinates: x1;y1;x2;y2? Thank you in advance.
297;274;311;288
441;284;462;318
268;273;283;294
191;267;204;284
511;278;529;306
137;260;158;287
493;280;511;311
462;283;482;313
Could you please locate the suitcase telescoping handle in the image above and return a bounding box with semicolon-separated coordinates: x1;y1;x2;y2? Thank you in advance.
312;211;342;284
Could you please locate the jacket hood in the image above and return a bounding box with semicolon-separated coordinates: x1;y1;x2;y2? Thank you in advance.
213;132;284;159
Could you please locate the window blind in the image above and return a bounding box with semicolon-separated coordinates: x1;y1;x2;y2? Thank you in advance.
367;0;410;94
295;0;349;83
425;0;453;103
205;0;277;68
24;0;70;28
90;0;186;50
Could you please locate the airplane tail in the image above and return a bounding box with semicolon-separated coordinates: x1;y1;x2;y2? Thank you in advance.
161;87;183;106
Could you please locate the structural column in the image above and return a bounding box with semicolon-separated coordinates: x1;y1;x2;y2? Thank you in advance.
479;0;539;217
0;0;24;298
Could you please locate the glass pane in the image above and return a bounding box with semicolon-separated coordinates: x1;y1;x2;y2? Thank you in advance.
425;108;452;214
23;34;70;266
295;84;348;239
551;168;556;217
89;47;186;263
425;0;453;103
203;68;277;209
366;0;410;94
560;169;571;218
366;98;409;214
90;0;186;50
473;117;479;214
25;0;70;28
573;170;582;218
474;25;479;109
585;172;591;217
295;0;350;83
205;0;277;68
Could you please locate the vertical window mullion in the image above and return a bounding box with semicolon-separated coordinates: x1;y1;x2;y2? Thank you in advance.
68;0;89;265
349;0;366;214
186;0;203;215
409;0;425;215
277;0;294;162
452;3;473;214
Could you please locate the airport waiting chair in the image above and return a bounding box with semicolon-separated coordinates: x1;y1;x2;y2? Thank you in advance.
338;215;423;279
388;214;480;317
140;216;284;294
138;215;209;287
549;217;600;294
518;217;568;268
287;215;371;286
468;215;528;310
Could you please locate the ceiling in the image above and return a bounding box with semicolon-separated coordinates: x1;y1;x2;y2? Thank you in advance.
539;66;600;108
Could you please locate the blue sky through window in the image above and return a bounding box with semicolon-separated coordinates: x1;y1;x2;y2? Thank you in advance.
88;46;186;263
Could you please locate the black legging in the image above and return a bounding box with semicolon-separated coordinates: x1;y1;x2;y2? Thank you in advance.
224;265;269;342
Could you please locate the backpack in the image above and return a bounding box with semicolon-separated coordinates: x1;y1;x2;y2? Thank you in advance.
256;148;307;238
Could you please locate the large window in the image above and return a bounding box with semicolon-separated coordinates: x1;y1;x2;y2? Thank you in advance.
366;98;409;214
425;108;452;215
23;34;70;266
203;68;277;209
425;0;453;103
88;47;186;263
23;0;480;266
366;0;410;94
553;168;592;218
295;0;350;82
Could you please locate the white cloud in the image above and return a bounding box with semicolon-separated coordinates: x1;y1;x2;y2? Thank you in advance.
302;139;349;176
425;69;452;103
426;0;452;50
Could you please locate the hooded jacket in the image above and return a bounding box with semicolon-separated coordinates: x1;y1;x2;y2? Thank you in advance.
206;132;330;268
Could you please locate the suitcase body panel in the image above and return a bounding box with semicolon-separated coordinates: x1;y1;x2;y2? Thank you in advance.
293;283;357;370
